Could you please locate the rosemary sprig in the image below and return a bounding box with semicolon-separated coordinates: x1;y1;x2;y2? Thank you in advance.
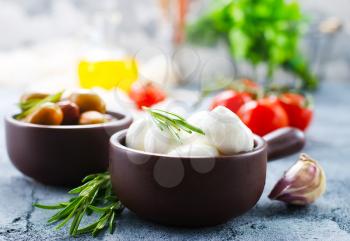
143;107;205;142
33;173;123;237
16;91;64;120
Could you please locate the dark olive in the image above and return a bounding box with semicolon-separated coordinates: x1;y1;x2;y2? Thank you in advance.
58;101;80;125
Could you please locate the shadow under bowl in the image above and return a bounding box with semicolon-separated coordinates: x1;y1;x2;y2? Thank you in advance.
109;130;267;227
5;111;132;186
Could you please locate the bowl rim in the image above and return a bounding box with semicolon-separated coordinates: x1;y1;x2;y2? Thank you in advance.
110;129;267;160
5;110;132;129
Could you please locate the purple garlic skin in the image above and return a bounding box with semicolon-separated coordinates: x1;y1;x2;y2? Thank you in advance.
268;153;326;205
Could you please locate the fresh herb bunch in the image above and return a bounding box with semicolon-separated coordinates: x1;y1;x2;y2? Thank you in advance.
16;91;64;120
143;107;205;142
34;173;123;237
187;0;318;90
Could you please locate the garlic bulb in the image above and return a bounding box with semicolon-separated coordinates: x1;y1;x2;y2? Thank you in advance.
268;153;326;205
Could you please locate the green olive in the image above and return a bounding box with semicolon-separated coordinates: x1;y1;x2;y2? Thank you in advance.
79;111;106;125
68;90;106;113
25;102;63;125
20;92;49;102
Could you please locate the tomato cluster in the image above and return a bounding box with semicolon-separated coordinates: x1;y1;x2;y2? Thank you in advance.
210;80;313;136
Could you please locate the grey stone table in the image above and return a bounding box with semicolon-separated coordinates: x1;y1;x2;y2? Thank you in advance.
0;82;350;241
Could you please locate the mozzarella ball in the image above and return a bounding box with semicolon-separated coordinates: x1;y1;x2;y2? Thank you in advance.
167;143;219;157
193;106;254;155
182;111;213;145
126;118;150;151
144;125;179;154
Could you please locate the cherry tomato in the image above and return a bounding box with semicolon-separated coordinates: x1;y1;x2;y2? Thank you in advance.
279;93;313;131
238;97;289;136
129;82;166;109
210;90;252;113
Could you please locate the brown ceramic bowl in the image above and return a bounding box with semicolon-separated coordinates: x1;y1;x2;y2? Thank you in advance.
5;111;132;186
109;127;305;227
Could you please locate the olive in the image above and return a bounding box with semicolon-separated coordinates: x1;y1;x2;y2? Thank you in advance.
20;92;49;102
58;101;80;125
25;102;63;125
103;114;117;122
68;90;106;113
79;111;106;125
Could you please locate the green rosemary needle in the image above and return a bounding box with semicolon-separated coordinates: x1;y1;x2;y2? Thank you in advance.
143;107;205;142
33;173;123;237
16;91;64;120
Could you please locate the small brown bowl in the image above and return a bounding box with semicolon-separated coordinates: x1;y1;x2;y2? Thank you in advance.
5;111;132;186
109;127;305;227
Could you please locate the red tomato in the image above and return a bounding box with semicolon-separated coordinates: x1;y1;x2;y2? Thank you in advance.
210;90;252;113
129;82;166;109
279;93;313;131
238;97;289;136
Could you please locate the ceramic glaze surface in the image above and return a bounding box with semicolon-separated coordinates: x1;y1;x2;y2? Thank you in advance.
5;111;132;186
110;130;267;227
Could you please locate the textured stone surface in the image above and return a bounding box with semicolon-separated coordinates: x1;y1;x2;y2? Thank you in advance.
0;83;350;240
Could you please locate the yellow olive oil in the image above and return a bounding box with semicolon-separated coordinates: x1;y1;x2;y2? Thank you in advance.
78;58;138;92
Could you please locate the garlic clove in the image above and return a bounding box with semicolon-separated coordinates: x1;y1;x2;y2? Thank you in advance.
268;153;326;205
